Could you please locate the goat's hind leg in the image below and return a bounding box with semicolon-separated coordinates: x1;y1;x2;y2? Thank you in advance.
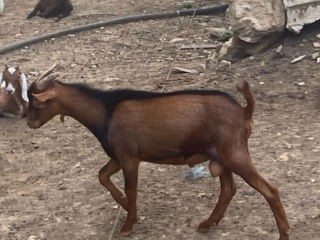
226;150;290;240
98;158;128;211
197;166;236;232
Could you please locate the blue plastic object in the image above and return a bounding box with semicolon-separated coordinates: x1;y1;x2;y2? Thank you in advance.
185;165;210;179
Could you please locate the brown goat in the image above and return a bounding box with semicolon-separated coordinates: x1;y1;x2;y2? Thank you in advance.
26;76;290;239
27;0;73;20
0;65;29;118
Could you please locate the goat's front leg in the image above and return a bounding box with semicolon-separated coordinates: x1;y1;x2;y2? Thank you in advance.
27;3;40;19
119;159;140;236
99;158;128;211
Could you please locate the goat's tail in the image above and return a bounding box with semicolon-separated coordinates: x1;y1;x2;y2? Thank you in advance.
236;80;255;121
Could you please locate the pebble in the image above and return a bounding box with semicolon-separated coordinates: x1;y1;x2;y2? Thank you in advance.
295;82;306;86
278;152;289;162
313;42;320;48
169;38;184;43
217;60;231;72
286;170;294;177
311;52;319;60
27;236;38;240
291;55;306;63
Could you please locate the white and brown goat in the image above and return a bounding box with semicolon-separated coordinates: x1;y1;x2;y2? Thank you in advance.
0;65;29;118
26;74;290;239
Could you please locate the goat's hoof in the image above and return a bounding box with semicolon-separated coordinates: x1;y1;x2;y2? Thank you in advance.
197;220;212;233
119;230;132;237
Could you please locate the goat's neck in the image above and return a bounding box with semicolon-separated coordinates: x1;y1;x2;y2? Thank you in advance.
58;84;106;132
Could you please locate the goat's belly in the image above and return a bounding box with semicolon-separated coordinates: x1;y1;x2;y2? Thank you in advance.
141;153;209;166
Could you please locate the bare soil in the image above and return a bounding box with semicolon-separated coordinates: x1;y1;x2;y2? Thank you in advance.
0;1;319;240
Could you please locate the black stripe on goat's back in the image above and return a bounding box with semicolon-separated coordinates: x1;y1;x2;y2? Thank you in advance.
68;83;239;107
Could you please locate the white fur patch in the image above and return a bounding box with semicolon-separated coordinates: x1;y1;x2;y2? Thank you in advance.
8;67;17;74
6;82;15;94
0;73;3;87
20;73;29;102
0;0;4;14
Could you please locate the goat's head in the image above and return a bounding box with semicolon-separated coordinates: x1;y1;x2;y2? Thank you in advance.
27;75;62;128
0;65;29;102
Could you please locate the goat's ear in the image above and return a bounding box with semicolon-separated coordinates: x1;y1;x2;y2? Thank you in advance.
20;73;29;102
0;73;3;88
32;89;56;102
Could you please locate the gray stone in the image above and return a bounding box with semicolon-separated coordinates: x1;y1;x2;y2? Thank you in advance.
219;0;285;60
229;0;285;43
311;52;319;60
208;27;233;42
284;0;320;33
217;60;232;72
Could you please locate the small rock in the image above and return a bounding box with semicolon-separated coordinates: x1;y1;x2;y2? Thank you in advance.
311;52;319;60
311;178;315;183
217;60;231;72
278;152;289;162
286;170;294;177
112;205;119;209
208;27;233;42
27;236;38;240
173;67;198;74
291;55;306;64
198;192;206;198
313;42;320;48
317;57;320;63
295;82;306;86
273;44;284;57
169;38;184;43
317;34;320;39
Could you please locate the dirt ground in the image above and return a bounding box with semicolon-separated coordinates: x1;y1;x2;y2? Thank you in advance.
0;0;319;240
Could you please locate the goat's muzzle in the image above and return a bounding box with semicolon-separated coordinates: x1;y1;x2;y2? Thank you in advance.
26;119;42;129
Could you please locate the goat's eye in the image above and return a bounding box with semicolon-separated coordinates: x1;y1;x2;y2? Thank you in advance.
32;100;46;109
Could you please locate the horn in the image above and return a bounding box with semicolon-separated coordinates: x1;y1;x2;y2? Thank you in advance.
35;63;58;84
20;73;29;102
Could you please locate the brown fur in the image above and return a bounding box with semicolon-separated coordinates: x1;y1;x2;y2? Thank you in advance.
26;78;290;239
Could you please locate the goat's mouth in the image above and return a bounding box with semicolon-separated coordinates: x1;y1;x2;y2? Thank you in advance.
27;120;42;129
